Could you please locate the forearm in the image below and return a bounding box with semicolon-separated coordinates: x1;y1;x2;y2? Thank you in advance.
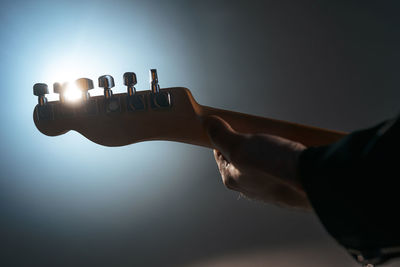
297;115;400;265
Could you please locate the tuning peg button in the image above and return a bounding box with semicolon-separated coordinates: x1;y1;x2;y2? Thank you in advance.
99;75;115;88
53;82;62;94
76;78;94;101
33;83;49;95
76;78;94;90
98;75;115;99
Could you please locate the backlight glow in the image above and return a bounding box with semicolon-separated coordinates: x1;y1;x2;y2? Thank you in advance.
63;83;82;102
42;53;104;102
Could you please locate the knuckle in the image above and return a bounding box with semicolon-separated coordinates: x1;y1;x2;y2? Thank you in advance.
222;175;237;190
216;160;226;173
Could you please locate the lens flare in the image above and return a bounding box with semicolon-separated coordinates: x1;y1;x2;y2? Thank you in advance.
64;88;82;102
63;83;82;102
42;54;101;102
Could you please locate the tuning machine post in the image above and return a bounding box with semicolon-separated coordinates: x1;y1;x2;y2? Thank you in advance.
33;83;53;120
53;82;67;103
76;78;95;101
99;75;120;113
124;72;145;111
53;82;75;117
149;69;171;109
75;78;98;116
34;83;48;106
99;75;114;99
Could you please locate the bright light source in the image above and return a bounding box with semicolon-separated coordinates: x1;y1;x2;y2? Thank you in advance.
64;83;82;102
42;53;101;102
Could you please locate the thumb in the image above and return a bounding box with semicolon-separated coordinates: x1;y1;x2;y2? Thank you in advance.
203;115;243;161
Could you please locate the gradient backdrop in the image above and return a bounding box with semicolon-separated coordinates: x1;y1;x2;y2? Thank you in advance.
1;0;400;266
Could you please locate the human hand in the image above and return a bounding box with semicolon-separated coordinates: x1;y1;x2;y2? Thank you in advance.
204;116;311;210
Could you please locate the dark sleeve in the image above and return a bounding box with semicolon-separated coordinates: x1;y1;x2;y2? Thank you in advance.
298;115;400;266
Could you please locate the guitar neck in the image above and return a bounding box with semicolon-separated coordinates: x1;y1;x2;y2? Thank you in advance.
183;105;346;148
33;87;347;148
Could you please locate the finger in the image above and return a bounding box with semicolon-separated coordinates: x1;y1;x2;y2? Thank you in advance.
221;165;241;191
213;149;228;163
213;149;222;162
213;149;229;172
213;149;239;190
204;116;243;161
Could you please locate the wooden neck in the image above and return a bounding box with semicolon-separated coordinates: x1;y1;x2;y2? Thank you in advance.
175;105;346;148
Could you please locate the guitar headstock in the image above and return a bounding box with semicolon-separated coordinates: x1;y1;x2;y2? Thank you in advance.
33;70;207;147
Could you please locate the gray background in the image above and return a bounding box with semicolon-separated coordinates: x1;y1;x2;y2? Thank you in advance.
1;0;399;266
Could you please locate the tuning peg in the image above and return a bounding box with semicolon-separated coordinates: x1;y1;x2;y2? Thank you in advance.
98;75;115;99
53;82;67;103
76;78;94;101
124;72;145;111
123;72;137;96
33;83;49;106
33;83;53;120
150;69;160;94
53;82;76;117
149;69;172;109
53;82;62;94
98;74;120;113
